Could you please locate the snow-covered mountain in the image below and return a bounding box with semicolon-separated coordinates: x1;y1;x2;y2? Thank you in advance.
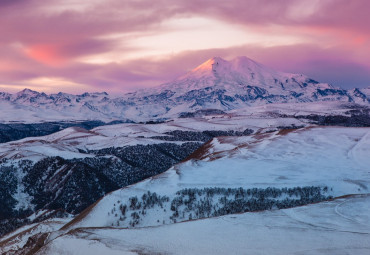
0;56;369;123
124;56;370;117
130;56;337;103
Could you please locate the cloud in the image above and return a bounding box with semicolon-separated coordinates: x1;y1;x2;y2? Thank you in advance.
180;0;370;34
1;42;370;94
103;43;370;91
240;44;370;89
0;0;369;93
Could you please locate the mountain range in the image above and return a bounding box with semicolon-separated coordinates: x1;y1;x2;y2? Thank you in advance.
0;56;369;123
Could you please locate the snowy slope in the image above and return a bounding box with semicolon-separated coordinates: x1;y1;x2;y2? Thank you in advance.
35;195;370;255
0;111;306;233
2;126;369;254
65;127;370;229
0;111;307;161
0;57;369;123
0;217;71;254
1;98;368;162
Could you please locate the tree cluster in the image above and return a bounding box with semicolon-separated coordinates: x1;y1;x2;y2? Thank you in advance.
109;186;331;228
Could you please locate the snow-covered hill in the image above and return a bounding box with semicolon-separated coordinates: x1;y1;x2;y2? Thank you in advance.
2;103;355;240
64;126;370;230
2;126;369;254
0;104;368;237
0;112;305;161
0;111;299;237
0;57;369;123
1;98;369;162
31;195;370;255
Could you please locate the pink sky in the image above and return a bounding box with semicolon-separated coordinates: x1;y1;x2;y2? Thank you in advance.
0;0;369;94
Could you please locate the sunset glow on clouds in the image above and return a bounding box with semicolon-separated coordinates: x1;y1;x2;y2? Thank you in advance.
1;0;369;94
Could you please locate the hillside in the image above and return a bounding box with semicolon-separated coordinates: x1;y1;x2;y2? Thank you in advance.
1;126;369;254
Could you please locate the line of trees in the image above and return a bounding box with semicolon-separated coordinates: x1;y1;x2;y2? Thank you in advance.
110;186;331;227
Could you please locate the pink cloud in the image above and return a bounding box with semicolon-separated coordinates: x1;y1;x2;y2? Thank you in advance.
182;0;370;34
52;44;370;91
25;44;67;66
0;0;369;93
1;43;369;93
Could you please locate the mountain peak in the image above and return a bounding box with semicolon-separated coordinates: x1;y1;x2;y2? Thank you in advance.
192;56;228;73
230;56;261;68
15;88;40;97
19;88;39;94
187;56;272;79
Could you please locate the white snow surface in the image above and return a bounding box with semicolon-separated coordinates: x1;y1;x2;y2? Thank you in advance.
0;100;361;161
2;126;370;254
0;112;306;161
37;195;370;255
68;127;370;229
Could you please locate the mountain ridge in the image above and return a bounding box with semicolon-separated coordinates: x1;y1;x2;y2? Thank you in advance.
0;56;369;122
